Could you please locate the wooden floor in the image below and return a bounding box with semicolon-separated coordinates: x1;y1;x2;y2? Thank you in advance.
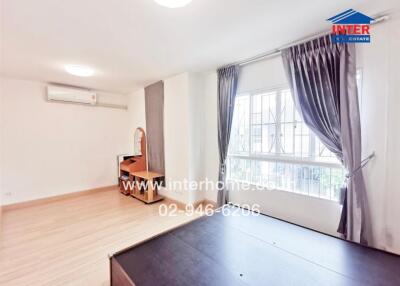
0;187;199;286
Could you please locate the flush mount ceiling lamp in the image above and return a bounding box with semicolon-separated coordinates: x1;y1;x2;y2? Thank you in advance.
154;0;192;8
65;65;94;77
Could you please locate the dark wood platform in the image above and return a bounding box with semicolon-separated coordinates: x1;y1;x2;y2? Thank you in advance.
110;206;400;286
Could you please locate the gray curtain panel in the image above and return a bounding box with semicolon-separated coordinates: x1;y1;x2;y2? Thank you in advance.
217;65;239;207
282;35;371;245
145;81;165;174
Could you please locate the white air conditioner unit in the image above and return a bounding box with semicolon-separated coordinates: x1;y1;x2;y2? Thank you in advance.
47;85;97;105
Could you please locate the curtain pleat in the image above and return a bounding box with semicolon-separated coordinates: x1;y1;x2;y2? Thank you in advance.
217;65;239;207
282;35;371;245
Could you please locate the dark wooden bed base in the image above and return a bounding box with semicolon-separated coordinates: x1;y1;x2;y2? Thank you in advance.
110;257;136;286
109;206;400;286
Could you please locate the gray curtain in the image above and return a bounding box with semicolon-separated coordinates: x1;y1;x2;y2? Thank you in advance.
145;81;165;174
217;65;239;207
282;35;371;245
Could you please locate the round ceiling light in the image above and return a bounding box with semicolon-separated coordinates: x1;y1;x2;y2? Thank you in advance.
65;65;94;77
154;0;192;8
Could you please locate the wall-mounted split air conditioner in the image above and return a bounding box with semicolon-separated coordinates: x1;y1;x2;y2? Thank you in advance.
47;85;97;105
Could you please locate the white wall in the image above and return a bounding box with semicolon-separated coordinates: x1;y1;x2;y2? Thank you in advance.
162;73;207;205
0;78;3;210
0;78;131;205
203;72;219;203
384;15;400;254
127;89;146;148
187;73;206;204
163;73;191;203
0;0;3;213
356;14;400;254
237;56;287;94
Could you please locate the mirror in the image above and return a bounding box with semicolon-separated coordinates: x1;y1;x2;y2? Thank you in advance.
134;128;145;156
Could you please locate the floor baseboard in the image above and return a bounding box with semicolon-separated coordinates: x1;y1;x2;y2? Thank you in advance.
3;187;218;213
2;185;118;212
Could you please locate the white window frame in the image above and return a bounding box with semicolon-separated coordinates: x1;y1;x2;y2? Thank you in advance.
229;86;342;168
227;85;345;201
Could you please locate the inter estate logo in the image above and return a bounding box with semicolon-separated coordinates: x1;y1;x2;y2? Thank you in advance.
327;9;374;43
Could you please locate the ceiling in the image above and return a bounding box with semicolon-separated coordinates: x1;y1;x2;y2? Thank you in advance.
0;0;398;94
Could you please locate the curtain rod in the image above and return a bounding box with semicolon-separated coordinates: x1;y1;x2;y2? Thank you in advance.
222;14;389;69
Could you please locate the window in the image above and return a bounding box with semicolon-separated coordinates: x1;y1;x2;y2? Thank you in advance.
227;87;345;201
